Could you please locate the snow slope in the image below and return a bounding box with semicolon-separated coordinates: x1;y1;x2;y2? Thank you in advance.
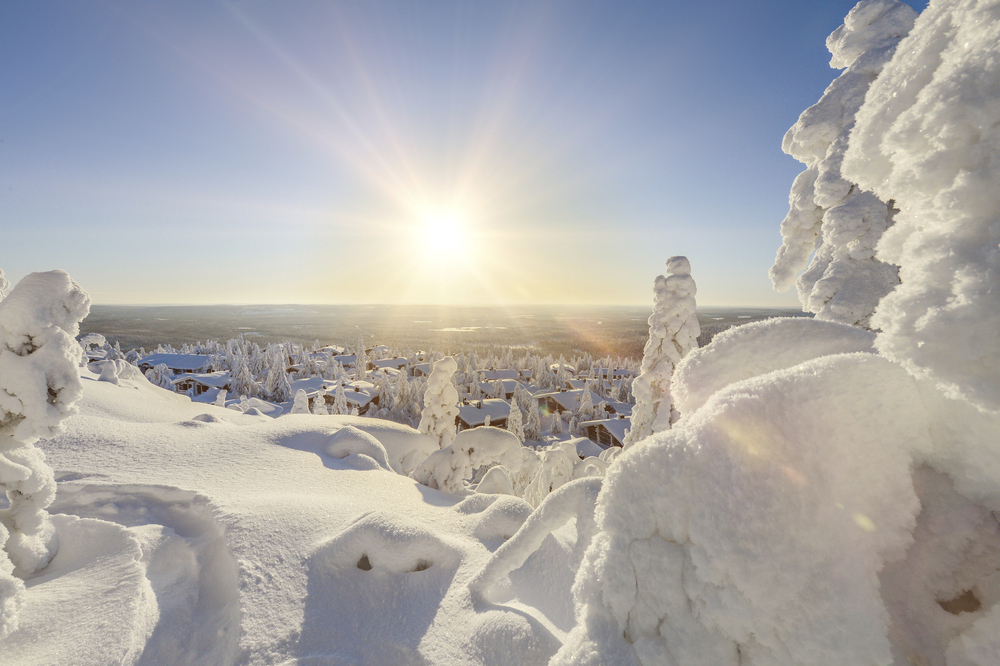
1;368;585;665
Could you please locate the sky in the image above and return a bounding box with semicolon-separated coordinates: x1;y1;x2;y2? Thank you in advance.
1;0;927;307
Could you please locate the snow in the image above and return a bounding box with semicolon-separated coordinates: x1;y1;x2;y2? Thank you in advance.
673;316;876;416
842;0;1000;410
4;3;1000;664
624;256;699;447
770;0;916;327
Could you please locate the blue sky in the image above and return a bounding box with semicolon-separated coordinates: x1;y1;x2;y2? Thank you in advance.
1;0;926;306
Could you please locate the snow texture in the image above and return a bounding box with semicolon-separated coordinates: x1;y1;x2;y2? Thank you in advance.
469;477;602;597
770;0;916;328
412;426;523;495
417;356;460;449
673;316;876;416
556;352;934;666
842;0;1000;410
623;257;699;447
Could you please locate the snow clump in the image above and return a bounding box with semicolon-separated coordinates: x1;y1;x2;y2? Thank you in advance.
770;0;916;327
411;426;523;495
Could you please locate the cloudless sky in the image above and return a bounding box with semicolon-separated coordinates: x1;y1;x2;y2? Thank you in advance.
0;0;927;306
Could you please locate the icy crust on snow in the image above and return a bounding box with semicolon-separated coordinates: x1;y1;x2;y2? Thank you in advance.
771;0;916;327
556;353;935;666
841;0;1000;411
412;426;524;495
673;317;876;416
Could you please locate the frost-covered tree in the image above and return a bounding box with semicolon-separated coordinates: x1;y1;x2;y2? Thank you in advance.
507;400;525;443
0;271;91;636
0;269;9;301
145;363;175;391
355;334;366;381
550;410;563;435
577;386;594;422
523;400;542;441
417;357;460;449
842;0;1000;410
490;380;504;399
623;256;700;448
229;356;256;398
332;384;349;416
290;389;310;414
214;389;228;408
770;0;916;328
483;414;491;428
312;393;329;415
264;352;291;403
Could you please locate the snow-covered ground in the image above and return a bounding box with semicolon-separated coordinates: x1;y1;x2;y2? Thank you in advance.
8;368;585;665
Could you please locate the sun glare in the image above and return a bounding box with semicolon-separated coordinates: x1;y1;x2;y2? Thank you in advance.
419;212;468;256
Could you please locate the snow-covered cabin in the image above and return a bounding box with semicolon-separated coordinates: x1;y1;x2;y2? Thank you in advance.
578;417;629;448
534;388;606;416
456;399;511;430
481;369;519;381
172;371;231;397
138;353;212;375
476;379;522;400
371;357;409;372
411;362;432;378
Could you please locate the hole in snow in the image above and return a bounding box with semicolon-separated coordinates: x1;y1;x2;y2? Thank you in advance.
938;589;982;615
411;559;431;572
357;554;372;571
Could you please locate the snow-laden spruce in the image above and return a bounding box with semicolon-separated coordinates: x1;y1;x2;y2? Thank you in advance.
841;0;1000;411
416;356;460;449
623;256;699;448
0;271;90;637
770;0;916;328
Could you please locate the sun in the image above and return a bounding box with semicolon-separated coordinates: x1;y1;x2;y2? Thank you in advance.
418;212;468;256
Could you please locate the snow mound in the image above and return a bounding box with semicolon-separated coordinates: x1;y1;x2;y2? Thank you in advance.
673;316;876;415
842;0;1000;411
412;426;523;495
323;425;391;471
298;511;463;664
555;353;932;666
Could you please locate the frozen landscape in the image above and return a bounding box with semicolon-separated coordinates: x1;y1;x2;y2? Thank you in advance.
3;0;1000;665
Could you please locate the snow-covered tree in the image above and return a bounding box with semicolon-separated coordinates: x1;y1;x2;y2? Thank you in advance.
524;400;542;441
568;415;578;436
417;357;460;449
490;380;504;399
332;384;349;416
550;410;563;435
623;256;700;448
770;0;916;328
577;386;594;422
229;356;256;398
0;271;91;636
290;389;310;414
483;414;491;428
145;363;175;391
507;400;525;443
264;352;291;403
355;334;366;381
312;393;329;415
214;389;228;408
0;269;9;301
